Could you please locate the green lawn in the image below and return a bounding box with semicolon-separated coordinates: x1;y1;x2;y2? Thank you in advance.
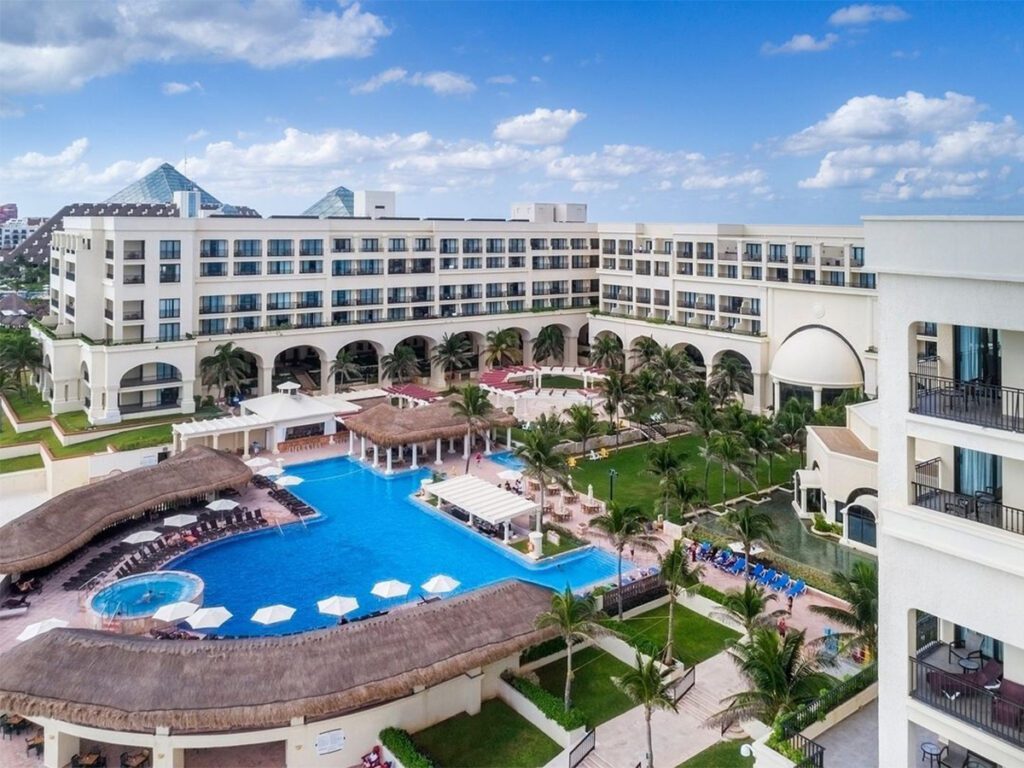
676;739;753;768
535;647;635;727
540;374;585;389
3;390;51;421
570;434;801;514
411;699;561;768
54;410;92;432
0;453;44;473
54;404;224;433
613;604;740;667
0;412;171;457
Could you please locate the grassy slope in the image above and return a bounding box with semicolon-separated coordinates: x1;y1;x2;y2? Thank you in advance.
676;739;754;768
535;646;635;727
615;603;740;667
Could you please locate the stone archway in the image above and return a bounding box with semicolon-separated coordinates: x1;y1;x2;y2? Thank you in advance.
273;344;328;394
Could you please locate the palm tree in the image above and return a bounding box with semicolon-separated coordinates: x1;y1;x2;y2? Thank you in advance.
687;394;718;504
657;473;702;522
0;368;18;427
720;505;777;577
715;581;785;641
777;397;814;465
430;332;472;387
450;384;493;473
741;415;777;492
708;354;753;406
650;345;694;393
591;334;625;371
809;561;878;658
532;411;565;441
644;443;681;492
484;328;522;368
661;539;703;664
590;502;656;621
707;430;754;504
330;347;364;391
565;403;601;457
380;344;420;385
631;336;661;369
627;367;663;424
532;325;565;365
0;331;42;392
599;370;634;450
614;652;679;768
709;627;833;731
535;587;605;711
199;342;250;398
514;428;567;533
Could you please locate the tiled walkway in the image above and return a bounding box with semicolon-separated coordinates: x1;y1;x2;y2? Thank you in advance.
816;699;878;768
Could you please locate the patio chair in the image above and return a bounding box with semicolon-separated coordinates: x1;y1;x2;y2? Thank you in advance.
728;557;746;575
786;579;806;598
757;568;777;587
771;573;791;592
747;562;764;581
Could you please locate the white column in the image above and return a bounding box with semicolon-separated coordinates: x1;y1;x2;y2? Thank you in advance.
360;435;367;461
411;443;419;469
259;364;274;396
506;426;512;447
373;444;379;467
773;377;781;410
463;433;470;460
448;437;456;454
348;430;355;456
386;446;393;474
43;728;79;768
320;350;333;395
435;437;444;465
812;386;823;411
212;433;219;450
484;433;492;455
242;429;251;459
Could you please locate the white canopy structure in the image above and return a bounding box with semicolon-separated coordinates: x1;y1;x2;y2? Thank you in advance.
423;475;538;540
769;327;863;409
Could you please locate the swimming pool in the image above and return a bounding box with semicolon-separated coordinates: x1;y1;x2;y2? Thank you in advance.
168;457;623;636
91;571;203;619
488;450;526;470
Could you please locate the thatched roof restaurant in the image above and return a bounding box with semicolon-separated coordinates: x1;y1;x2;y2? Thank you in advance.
343;396;517;448
0;446;251;574
0;580;555;733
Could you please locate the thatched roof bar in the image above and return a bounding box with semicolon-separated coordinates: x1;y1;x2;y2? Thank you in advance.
343;397;517;448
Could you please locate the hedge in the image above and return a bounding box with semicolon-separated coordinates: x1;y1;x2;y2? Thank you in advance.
504;673;587;730
600;619;665;660
379;727;434;768
696;583;727;605
520;636;568;664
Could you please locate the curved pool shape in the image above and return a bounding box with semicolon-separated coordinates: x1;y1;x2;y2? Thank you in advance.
168;457;625;637
91;571;204;618
488;450;526;470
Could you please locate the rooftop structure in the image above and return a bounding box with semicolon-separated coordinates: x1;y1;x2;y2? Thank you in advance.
303;185;355;217
105;163;222;207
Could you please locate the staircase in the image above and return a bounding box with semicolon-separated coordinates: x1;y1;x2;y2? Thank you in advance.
633;421;668;444
578;751;616;768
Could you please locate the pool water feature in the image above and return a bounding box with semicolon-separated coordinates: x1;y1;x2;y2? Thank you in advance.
488;450;526;470
168;457;624;637
91;571;204;619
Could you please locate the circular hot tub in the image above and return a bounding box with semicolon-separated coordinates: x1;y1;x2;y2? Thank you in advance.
90;571;204;633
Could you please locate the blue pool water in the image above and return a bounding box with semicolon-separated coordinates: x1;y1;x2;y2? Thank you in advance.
91;571;203;618
168;457;623;637
488;450;526;470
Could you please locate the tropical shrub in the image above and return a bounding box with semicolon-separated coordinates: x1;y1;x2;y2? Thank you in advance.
379;728;434;768
520;636;569;664
503;673;588;730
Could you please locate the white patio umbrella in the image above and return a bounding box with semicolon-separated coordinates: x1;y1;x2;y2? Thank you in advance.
317;595;359;617
251;604;296;625
205;499;239;512
729;541;765;556
122;530;161;545
17;618;69;642
257;466;284;478
152;601;199;623
275;475;303;487
163;513;198;528
587;484;594;500
497;469;522;482
421;575;460;594
186;606;233;629
277;381;301;392
371;580;411;599
244;457;273;469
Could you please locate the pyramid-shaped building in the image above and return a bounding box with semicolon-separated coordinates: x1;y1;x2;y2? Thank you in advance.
303;186;355;217
105;163;222;206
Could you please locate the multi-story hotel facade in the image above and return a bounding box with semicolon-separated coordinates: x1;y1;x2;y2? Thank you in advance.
871;217;1024;767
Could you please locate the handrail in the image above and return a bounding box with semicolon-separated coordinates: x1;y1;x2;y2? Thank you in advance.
568;728;596;768
909;372;1024;433
912;482;1024;537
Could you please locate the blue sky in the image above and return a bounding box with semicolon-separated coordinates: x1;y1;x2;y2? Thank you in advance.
2;1;1022;222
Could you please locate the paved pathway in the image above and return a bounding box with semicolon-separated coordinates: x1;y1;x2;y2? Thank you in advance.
816;699;878;768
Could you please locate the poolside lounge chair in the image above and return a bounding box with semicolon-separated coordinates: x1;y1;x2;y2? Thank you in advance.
757;568;777;586
728;557;746;575
785;579;806;598
747;563;764;581
771;573;791;592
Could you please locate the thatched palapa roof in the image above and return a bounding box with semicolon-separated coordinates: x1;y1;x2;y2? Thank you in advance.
0;580;556;733
344;396;517;448
0;446;251;574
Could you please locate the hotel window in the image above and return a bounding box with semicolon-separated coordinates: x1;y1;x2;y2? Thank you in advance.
299;260;323;274
357;259;382;275
852;246;865;265
155;363;177;381
530;238;548;250
200;262;228;277
158;299;180;319
361;238;380;253
200;239;228;258
235;261;261;276
159;264;180;283
268;239;293;257
299;239;323;256
158;322;180;341
332;260;352;276
414;237;432;252
199;296;226;314
486;238;505;253
795;245;812;263
298;291;322;308
267;292;291;310
235;294;261;312
440;238;459;254
388;238;407;252
233;316;259;332
268;261;294;275
508;238;526;253
462;238;482;254
551;238;568;250
332;238;352;253
570;238;587;250
200;318;227;335
159;240;181;260
769;243;787;260
235;239;261;258
332;290;350;306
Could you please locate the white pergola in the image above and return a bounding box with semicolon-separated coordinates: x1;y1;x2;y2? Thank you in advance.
423;474;538;542
172;413;272;455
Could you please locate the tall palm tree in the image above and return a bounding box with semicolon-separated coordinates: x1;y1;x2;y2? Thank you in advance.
484;328;522;368
720;505;777;577
630;336;661;370
777;397;814;465
650;345;694;392
707;430;754;503
708;354;753;406
709;627;833;731
450;384;493;473
599;370;634;450
686;394;719;503
532;411;565;441
661;539;703;664
614;652;679;768
535;587;605;711
0;331;42;392
380;344;420;385
741;415;776;492
714;581;785;641
199;341;250;398
644;443;681;492
657;473;702;522
565;402;601;457
330;347;364;391
590;502;656;620
532;325;565;365
514;428;567;533
430;332;472;387
591;334;625;371
627;367;663;424
809;561;878;658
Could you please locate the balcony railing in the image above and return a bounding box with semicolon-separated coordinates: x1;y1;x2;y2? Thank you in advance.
912;482;1024;537
123;311;144;321
909;373;1024;433
119;400;181;414
120;374;182;388
909;656;1024;749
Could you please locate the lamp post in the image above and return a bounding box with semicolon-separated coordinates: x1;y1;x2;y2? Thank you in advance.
608;468;618;501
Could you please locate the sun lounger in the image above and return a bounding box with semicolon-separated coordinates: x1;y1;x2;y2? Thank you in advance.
757;568;777;586
747;563;764;581
771;574;791;592
785;579;806;598
728;557;746;575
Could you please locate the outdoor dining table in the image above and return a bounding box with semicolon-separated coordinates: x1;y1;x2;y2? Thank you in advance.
77;753;103;767
25;733;43;757
546;484;561;496
563;492;579;504
580;501;601;515
121;751;150;768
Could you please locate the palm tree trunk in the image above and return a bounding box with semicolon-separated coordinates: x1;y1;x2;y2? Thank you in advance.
465;429;472;473
664;587;676;665
743;538;751;578
768;453;774;485
645;709;654;768
702;440;711;504
564;638;574;711
536;485;545;534
616;547;624;621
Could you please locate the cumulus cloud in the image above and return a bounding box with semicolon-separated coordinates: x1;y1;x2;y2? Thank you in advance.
186;129;209;142
1;0;389;92
351;68;475;96
493;108;586;145
762;33;838;55
486;74;517;85
162;81;202;96
829;4;909;25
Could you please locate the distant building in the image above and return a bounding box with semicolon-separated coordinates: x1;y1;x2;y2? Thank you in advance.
0;203;17;224
0;217;44;250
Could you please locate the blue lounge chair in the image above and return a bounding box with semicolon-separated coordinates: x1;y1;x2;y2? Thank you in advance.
747;562;764;581
757;568;777;586
771;574;791;592
728;556;746;575
786;579;807;598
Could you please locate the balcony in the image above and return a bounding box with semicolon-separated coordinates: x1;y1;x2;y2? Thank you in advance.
120;373;182;388
120;400;182;414
123;311;144;321
199;306;228;315
912;482;1024;537
124;251;145;261
909;656;1024;749
909;373;1024;433
231;304;261;313
123;274;145;284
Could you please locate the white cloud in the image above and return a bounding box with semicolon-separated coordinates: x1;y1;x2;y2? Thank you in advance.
162;81;202;96
679;169;766;190
530;75;543;84
2;0;390;92
829;4;909;26
0;97;24;118
351;68;475;96
493;108;586;145
9;137;89;169
186;129;209;142
486;74;517;85
762;33;838;55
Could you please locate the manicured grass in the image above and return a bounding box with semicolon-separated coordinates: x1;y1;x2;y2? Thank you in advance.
676;739;753;768
411;699;561;768
54;410;91;432
0;412;171;457
614;604;740;667
511;526;585;557
570;434;802;514
0;453;44;473
535;646;636;727
540;374;585;389
3;390;51;421
55;404;224;433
